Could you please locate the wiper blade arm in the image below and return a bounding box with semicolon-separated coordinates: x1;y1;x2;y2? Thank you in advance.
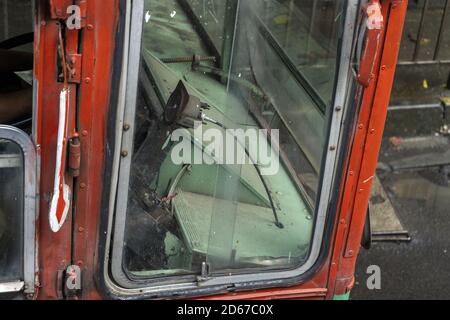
202;117;284;229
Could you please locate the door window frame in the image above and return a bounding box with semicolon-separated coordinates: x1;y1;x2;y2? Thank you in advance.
0;125;37;295
103;0;359;298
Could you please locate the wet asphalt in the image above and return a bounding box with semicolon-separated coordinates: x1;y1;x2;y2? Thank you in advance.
353;169;450;300
352;116;450;299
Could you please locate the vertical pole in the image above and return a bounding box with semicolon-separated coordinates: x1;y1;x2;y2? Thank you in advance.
434;0;449;60
413;0;429;61
2;0;9;40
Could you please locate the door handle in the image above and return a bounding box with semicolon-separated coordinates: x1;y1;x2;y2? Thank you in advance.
357;0;384;87
49;27;72;233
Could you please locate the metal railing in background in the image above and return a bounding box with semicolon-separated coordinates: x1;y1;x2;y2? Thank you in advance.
0;0;34;43
399;0;450;66
1;0;9;40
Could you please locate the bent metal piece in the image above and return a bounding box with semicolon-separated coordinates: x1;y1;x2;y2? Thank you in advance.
358;0;384;87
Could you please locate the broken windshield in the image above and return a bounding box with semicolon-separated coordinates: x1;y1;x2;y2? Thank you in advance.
119;0;345;281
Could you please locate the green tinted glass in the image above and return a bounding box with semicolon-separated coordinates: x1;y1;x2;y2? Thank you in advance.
122;0;345;279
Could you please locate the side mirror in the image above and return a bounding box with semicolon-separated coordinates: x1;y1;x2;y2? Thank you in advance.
164;81;209;128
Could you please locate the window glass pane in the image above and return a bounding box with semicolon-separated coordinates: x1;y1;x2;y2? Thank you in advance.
0;139;24;282
122;0;345;279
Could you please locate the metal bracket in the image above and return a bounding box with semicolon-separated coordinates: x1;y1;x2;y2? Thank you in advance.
67;53;82;84
68;135;81;177
49;0;73;20
196;262;211;282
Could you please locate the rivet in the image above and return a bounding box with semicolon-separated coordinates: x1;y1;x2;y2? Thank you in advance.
121;151;129;157
78;227;84;233
87;24;94;30
84;77;91;84
80;183;86;189
81;130;88;137
123;124;131;131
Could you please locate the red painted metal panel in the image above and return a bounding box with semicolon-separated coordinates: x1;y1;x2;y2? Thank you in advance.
71;0;119;299
330;0;408;297
35;0;76;299
31;0;407;299
35;0;119;300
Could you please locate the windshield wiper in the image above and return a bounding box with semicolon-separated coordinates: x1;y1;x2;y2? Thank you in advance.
165;127;284;230
159;81;284;229
201;116;284;229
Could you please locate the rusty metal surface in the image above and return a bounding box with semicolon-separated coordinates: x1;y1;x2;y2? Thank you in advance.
71;0;119;300
328;0;408;297
29;0;407;300
34;0;76;299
